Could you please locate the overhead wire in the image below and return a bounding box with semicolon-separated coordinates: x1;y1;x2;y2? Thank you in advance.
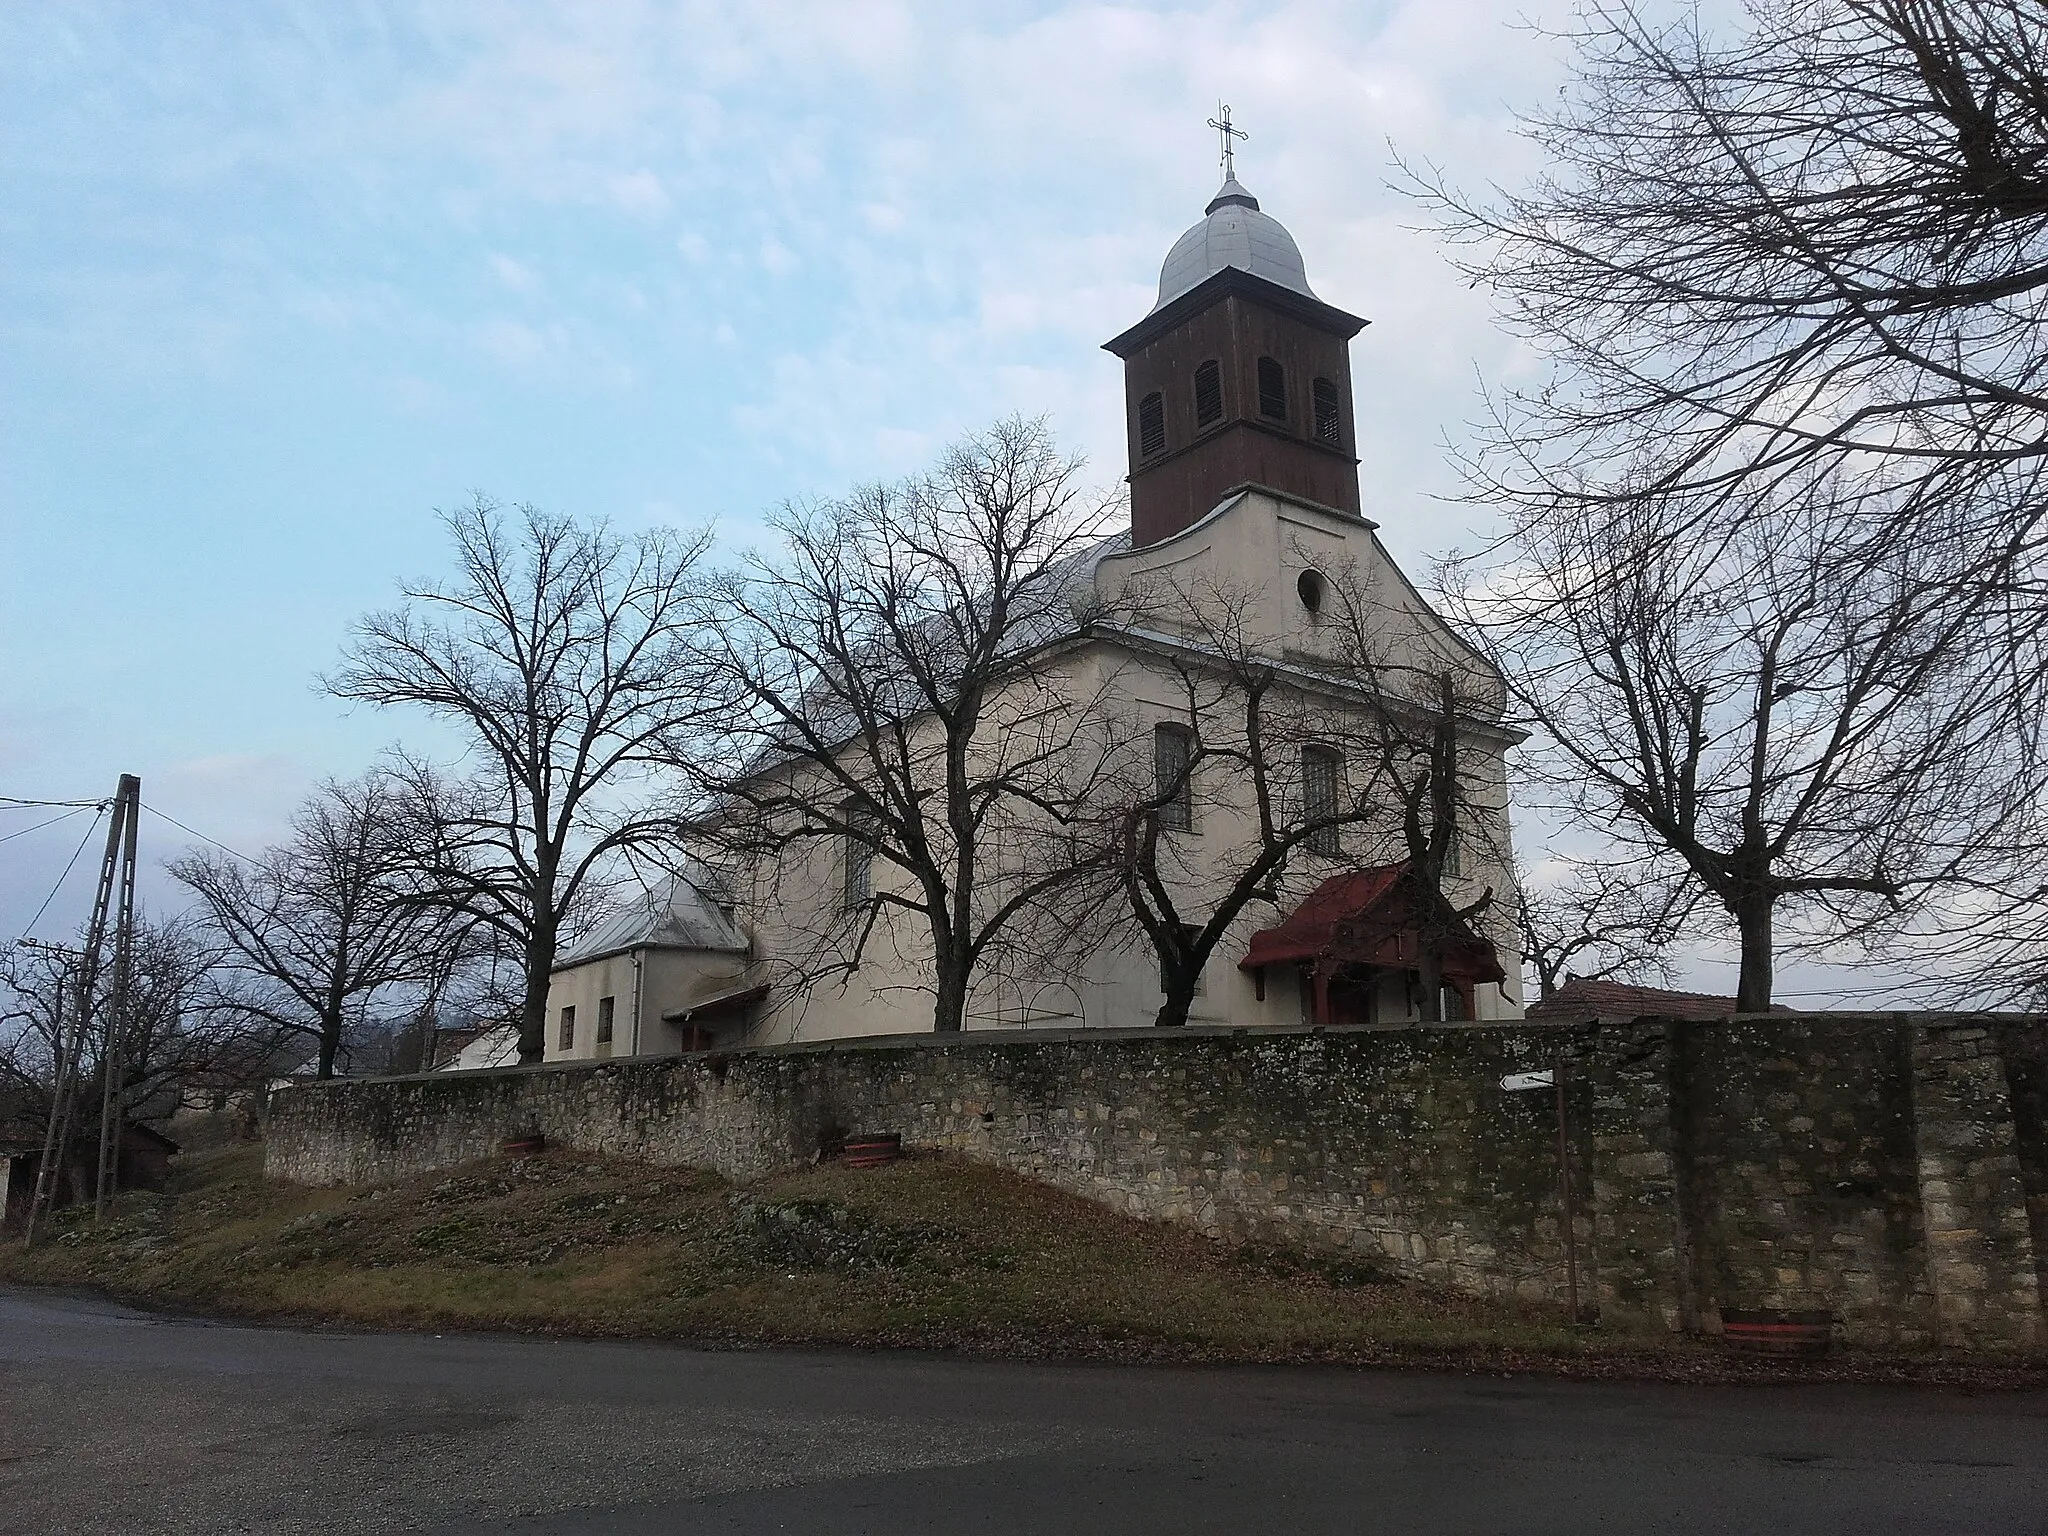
16;806;106;941
0;795;103;810
140;802;260;864
0;807;87;846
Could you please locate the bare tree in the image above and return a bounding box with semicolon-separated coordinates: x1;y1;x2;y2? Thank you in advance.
327;498;716;1062
1320;563;1521;1023
706;419;1119;1034
172;773;464;1078
1515;859;1684;1001
1095;564;1518;1028
1406;0;2048;1002
1368;667;1514;1022
1407;0;2048;525
1442;475;2025;1009
1;913;255;1134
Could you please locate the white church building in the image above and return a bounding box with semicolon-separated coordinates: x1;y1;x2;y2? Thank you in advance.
544;166;1525;1062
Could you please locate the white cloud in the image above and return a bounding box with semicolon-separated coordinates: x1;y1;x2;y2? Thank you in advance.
605;169;669;216
488;252;539;291
391;374;442;412
8;0;1629;924
476;317;547;364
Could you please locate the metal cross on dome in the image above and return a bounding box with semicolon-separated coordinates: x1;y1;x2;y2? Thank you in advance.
1207;104;1247;178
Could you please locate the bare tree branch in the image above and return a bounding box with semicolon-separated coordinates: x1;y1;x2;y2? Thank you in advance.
325;497;717;1061
702;419;1120;1034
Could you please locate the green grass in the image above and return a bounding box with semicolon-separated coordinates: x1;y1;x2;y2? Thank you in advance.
4;1143;2041;1383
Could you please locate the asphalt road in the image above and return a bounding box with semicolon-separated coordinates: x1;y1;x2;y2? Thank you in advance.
2;1287;2045;1534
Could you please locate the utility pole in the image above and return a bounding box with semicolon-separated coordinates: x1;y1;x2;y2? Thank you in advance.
22;774;140;1246
94;780;141;1220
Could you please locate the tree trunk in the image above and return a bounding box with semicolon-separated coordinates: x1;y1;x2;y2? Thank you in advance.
317;972;350;1078
1153;966;1196;1029
518;917;557;1064
931;952;969;1033
1416;948;1445;1024
1732;890;1775;1013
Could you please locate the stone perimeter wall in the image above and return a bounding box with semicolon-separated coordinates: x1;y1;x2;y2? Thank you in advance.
265;1014;2048;1350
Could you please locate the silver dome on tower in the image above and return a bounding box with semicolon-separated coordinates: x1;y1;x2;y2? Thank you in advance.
1152;171;1317;311
1106;107;1369;548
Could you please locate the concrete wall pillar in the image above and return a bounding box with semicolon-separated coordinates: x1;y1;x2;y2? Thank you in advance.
1911;1024;2043;1349
1582;1023;1685;1333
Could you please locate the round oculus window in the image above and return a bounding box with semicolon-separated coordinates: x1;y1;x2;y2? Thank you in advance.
1296;568;1326;615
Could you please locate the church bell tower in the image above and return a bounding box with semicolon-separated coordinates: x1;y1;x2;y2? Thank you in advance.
1105;128;1369;548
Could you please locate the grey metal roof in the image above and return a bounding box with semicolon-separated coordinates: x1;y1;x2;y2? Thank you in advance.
556;864;749;967
1154;175;1315;312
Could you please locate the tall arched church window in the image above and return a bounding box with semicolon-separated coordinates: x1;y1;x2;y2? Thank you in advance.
1154;723;1194;832
1193;360;1223;427
1138;391;1166;457
1257;357;1287;421
1303;745;1341;856
842;799;875;910
1312;378;1341;444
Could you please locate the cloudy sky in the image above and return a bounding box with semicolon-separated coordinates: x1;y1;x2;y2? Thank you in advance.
6;1;1864;999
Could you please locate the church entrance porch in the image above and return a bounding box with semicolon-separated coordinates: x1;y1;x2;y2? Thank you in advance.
1239;864;1505;1026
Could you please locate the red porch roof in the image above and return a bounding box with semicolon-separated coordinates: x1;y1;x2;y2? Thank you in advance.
1239;862;1504;983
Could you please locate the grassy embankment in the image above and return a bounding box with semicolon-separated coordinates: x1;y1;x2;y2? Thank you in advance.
4;1142;2042;1383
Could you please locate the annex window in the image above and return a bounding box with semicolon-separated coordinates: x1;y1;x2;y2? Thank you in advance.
1193;359;1223;426
1154;722;1194;832
1138;391;1166;457
1441;822;1463;880
1312;378;1342;444
596;995;615;1045
557;1005;576;1052
842;801;875;910
1303;745;1341;856
1257;356;1287;421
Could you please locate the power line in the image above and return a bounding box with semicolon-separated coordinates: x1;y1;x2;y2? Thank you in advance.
17;807;106;940
0;795;103;810
140;802;259;864
0;807;86;846
1774;986;1948;1002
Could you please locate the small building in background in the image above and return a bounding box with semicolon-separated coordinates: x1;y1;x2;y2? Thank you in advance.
0;1094;180;1230
1523;978;1789;1025
546;864;755;1062
425;1020;522;1072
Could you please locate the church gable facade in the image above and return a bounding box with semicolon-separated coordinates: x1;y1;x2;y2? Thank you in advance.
543;166;1526;1063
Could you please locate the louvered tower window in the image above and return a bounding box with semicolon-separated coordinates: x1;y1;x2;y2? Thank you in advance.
1138;392;1166;456
1257;357;1287;420
1313;378;1342;444
1193;360;1223;426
